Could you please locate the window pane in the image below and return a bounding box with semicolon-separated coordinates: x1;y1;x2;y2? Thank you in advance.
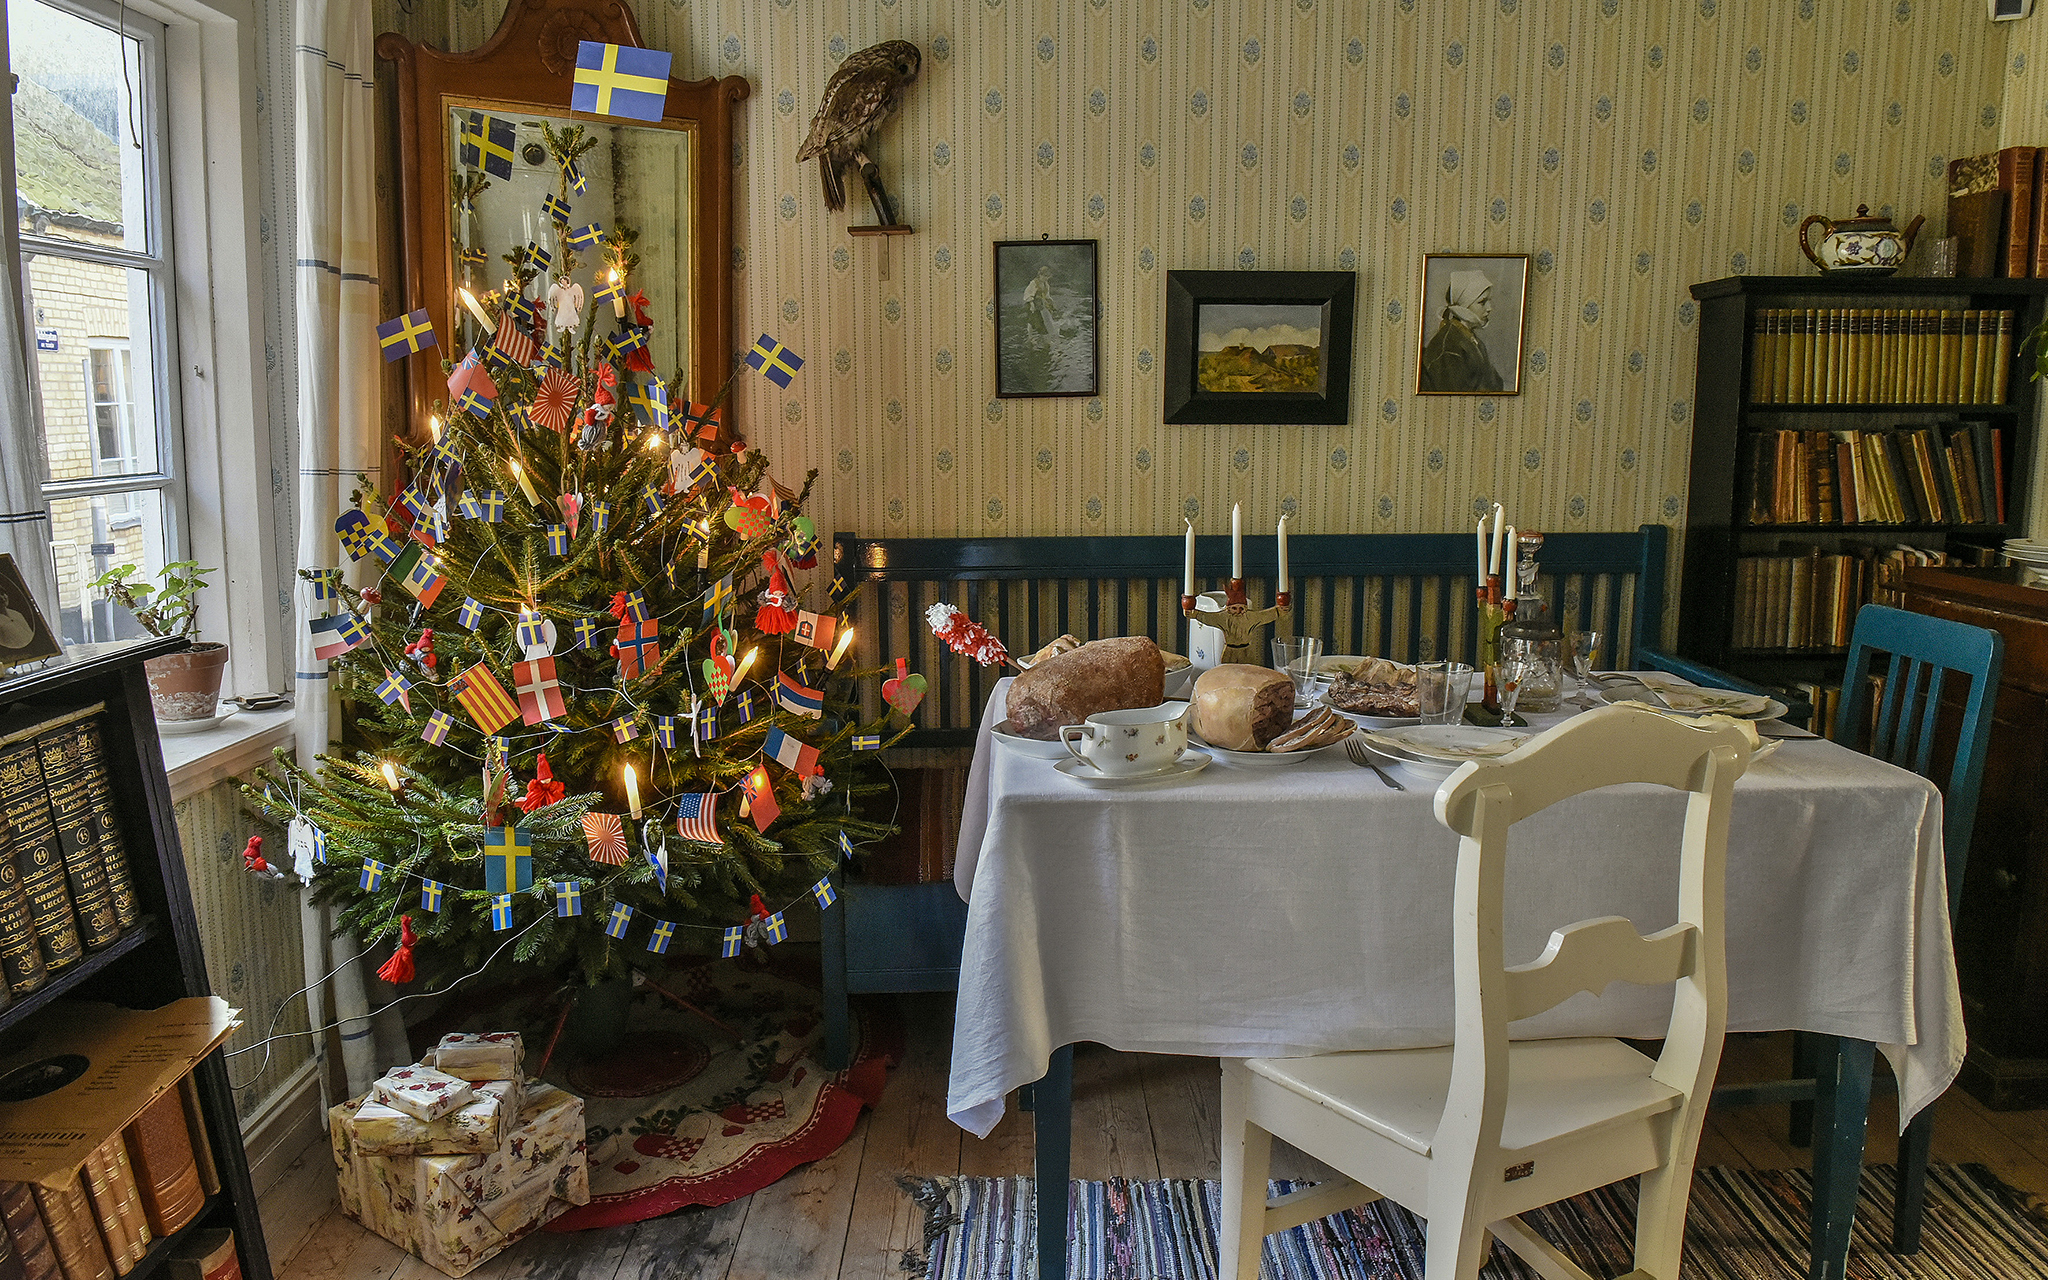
9;0;152;253
47;489;167;645
30;263;162;482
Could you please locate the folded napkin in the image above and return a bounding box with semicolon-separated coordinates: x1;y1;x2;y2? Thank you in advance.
371;1064;476;1122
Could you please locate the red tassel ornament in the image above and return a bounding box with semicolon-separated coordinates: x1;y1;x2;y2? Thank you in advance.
753;552;797;634
377;915;417;985
517;752;566;813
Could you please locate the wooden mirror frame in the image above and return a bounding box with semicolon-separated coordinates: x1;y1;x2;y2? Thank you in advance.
377;0;747;450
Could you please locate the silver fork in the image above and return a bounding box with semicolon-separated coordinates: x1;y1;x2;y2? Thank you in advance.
1344;737;1406;790
1587;672;1673;710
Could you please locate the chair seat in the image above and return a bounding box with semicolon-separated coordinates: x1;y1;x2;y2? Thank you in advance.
1248;1038;1683;1156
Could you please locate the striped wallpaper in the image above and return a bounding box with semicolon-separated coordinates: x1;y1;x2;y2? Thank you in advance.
377;0;2018;613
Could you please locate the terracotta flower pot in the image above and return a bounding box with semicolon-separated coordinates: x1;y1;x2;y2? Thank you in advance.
144;643;230;722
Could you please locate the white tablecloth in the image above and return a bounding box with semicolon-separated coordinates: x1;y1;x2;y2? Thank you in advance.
947;679;1964;1140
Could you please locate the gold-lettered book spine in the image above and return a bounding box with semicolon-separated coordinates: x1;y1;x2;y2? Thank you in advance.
0;821;46;998
0;743;82;977
29;1176;111;1280
66;724;136;932
32;732;119;953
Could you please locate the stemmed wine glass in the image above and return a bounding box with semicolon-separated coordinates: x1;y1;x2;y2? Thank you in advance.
1571;630;1603;709
1497;653;1535;725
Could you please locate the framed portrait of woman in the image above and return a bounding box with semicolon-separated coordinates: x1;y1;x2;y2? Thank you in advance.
1415;253;1529;396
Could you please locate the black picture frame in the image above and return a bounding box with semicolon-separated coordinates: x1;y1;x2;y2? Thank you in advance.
0;554;61;671
1163;270;1356;424
993;239;1101;398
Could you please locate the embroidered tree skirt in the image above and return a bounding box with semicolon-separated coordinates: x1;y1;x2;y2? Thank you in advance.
410;958;899;1230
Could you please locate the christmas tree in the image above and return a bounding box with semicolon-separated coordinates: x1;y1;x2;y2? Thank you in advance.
249;122;900;987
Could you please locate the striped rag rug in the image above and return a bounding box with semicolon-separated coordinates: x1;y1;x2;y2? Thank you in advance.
900;1166;2048;1280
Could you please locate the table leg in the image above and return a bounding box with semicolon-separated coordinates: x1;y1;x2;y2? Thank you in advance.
1033;1045;1074;1280
1807;1036;1875;1280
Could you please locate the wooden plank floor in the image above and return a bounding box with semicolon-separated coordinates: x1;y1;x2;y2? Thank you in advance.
279;994;2048;1279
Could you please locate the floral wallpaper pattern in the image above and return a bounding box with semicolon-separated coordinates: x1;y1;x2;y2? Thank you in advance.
375;0;2019;618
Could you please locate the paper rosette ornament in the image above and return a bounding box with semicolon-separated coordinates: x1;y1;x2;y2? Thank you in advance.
927;601;1011;667
529;368;579;431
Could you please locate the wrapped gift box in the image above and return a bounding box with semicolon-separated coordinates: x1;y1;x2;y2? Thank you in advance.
334;1081;588;1277
427;1031;524;1082
341;1079;523;1158
371;1064;476;1122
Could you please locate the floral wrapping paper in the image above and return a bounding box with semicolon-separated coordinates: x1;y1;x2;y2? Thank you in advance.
341;1078;524;1158
371;1064;476;1122
333;1081;588;1277
427;1031;524;1082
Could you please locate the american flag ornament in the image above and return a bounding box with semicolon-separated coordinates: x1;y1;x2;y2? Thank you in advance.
545;524;568;555
375;669;413;711
655;715;678;749
646;918;675;954
529;369;579;432
478;490;506;523
720;926;743;958
614;617;659;678
674;793;718;844
492;313;538;367
611;717;641;744
605;901;634;938
583;812;629;864
490;894;514;931
420;880;445;912
421;711;455;745
542;193;571;224
554;881;583;917
457;598;484;630
570;617;603;651
763;911;789;945
512;656;565;725
359;859;387;891
811;877;837;909
458;489;484;519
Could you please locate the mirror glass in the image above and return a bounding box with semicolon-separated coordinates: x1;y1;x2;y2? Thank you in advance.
445;101;693;387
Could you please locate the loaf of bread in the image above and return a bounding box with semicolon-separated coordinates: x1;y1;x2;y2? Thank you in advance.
1004;636;1167;739
1192;665;1296;750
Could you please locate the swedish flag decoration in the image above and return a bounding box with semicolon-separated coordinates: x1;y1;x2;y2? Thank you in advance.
627;377;669;430
546;524;569;555
459;246;488;267
307;567;340;601
642;484;664;516
763;911;789;945
697;702;719;743
458;598;485;630
838;830;855;860
852;733;882;751
377;309;437;361
605;901;634;939
646;918;675;954
592;500;611;535
571;41;673;122
566;159;587;196
565;223;605;250
607;327;648;361
554;881;583;917
458;111;517;179
457;385;496;418
524;241;552;273
570;617;603;650
458;489;484;519
542;193;572;225
421;711;455;745
490;894;515;931
359;859;387;892
811;877;837;909
702;574;733;627
592;274;624;314
420;880;445;912
655;715;678;749
515;609;549;651
745;334;804;388
478;490;507;523
721;925;744;958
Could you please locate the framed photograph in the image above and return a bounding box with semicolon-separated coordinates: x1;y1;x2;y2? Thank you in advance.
1415;253;1529;395
0;554;61;671
1163;270;1356;424
993;239;1100;398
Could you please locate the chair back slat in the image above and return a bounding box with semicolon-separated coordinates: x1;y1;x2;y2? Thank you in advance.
835;527;1670;747
1833;604;2003;921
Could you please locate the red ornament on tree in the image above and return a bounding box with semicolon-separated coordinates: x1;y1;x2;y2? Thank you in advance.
517;752;566;813
376;915;417;985
753;552;797;634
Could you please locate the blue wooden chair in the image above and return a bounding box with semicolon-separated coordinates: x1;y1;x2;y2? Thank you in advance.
1661;605;2001;1258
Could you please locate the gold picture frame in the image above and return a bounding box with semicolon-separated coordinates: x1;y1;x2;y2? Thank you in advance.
1415;253;1530;396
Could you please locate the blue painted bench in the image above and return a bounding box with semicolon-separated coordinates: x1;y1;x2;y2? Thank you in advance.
818;525;1676;1067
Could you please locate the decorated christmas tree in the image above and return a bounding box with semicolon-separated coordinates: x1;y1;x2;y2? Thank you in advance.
248;122;901;988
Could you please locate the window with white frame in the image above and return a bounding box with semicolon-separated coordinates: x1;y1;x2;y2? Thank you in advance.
10;0;180;646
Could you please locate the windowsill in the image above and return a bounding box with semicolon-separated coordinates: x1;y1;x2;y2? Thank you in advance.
161;707;295;802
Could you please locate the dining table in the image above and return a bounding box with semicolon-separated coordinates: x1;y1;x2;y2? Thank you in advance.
946;675;1964;1280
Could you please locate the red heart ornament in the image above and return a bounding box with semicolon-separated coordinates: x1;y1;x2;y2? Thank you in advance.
882;657;926;716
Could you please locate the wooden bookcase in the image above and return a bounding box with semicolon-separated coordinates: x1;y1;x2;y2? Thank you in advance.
0;637;272;1280
1677;275;2048;698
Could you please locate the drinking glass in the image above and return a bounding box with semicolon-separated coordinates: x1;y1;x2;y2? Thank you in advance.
1497;654;1535;724
1416;661;1475;726
1270;637;1325;699
1498;633;1562;713
1570;630;1603;708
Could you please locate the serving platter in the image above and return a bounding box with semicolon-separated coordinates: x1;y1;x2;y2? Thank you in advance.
991;719;1071;759
1189;707;1355;765
1598;674;1787;720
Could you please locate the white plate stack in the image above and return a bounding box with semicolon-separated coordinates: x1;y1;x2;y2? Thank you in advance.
2004;540;2048;589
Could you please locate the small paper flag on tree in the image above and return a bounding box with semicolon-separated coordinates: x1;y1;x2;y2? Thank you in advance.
513;657;566;725
571;41;672;121
490;894;514;930
646;918;675;953
554;882;583;917
458;598;484;630
542;193;572;224
675;793;718;844
447;351;497;402
565;223;605;250
483;825;533;893
450;662;520;733
614;618;659;678
377;309;437;360
743;766;778;831
492;314;539;367
458;111;516;178
605;901;634;938
310;613;370;660
611;717;641;743
583;812;628;864
359;859;387;891
421;711;454;745
420;880;445;912
376;670;413;711
763;912;789;945
811;877;837;909
530;369;578;431
721;926;743;958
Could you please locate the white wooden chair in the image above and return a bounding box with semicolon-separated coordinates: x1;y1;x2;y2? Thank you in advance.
1219;705;1751;1280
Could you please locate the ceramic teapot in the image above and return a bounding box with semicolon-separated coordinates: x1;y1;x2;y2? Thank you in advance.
1798;205;1925;275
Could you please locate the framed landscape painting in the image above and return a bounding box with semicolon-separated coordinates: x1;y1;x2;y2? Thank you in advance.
1415;253;1529;396
1163;270;1355;424
993;239;1100;398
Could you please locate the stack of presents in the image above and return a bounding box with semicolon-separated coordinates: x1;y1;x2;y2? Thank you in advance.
327;1032;589;1276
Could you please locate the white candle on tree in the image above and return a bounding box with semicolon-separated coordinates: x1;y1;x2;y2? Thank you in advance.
1231;503;1243;579
458;287;493;332
624;763;642;819
1183;520;1196;598
1276;515;1290;595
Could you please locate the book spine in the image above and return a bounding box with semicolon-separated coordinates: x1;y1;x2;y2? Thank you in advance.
0;744;82;976
67;725;137;932
1994;426;2009;524
1835;439;1860;523
1793;310;1813;402
0;822;45;998
1858;311;1875;403
77;1148;130;1276
32;1175;112;1280
1773;310;1791;401
1751;308;1771;402
124;1090;204;1239
1975;310;1995;403
102;1139;150;1267
2033;150;2048;277
1938;311;1961;403
1969;421;1999;522
0;1184;59;1280
175;1078;219;1200
31;733;119;953
2001;146;2038;278
1995;310;2015;404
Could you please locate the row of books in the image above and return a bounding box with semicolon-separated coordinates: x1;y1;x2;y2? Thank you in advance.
1946;147;2048;279
1732;543;1977;653
1746;308;2015;405
0;1076;218;1280
0;707;143;1003
1742;423;2006;527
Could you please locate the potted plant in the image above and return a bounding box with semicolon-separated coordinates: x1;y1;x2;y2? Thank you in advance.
89;561;227;722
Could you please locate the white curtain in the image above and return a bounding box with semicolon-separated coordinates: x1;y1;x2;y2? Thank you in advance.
0;19;60;629
294;0;406;1098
